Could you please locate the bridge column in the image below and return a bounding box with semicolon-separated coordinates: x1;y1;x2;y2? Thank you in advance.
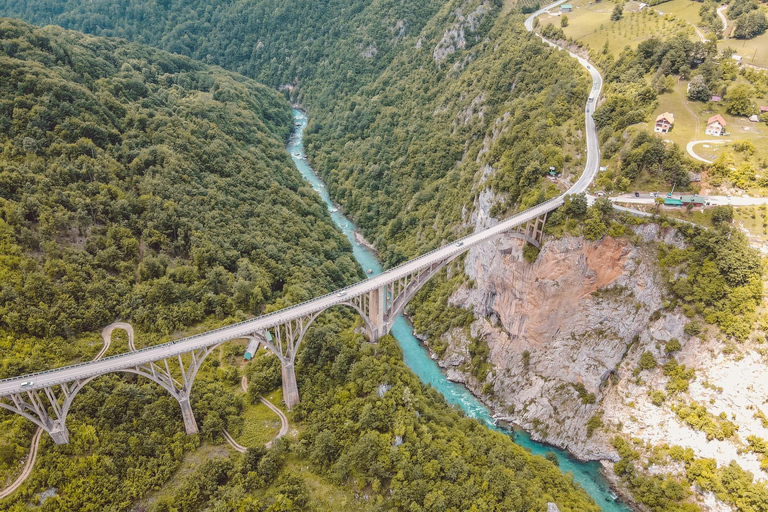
281;361;300;411
49;423;70;445
366;286;386;341
178;396;198;435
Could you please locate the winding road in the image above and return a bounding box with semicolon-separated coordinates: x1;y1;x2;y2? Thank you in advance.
222;376;288;453
0;0;604;459
0;322;122;499
717;5;728;35
686;139;728;164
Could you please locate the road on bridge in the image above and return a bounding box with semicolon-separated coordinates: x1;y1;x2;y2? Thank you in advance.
0;6;604;403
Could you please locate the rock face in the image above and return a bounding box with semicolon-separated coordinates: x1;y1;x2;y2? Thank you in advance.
435;225;688;460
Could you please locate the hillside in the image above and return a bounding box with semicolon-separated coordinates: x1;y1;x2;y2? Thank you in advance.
0;16;605;512
0;17;362;356
0;0;590;266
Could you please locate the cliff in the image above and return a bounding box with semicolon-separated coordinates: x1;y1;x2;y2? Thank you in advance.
425;223;768;496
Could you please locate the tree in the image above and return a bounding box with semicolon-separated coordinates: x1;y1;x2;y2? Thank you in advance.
687;75;710;102
561;14;569;27
711;205;733;225
611;2;623;21
734;11;768;39
725;83;754;116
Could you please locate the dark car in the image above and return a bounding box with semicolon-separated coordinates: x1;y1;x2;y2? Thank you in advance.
634;192;640;197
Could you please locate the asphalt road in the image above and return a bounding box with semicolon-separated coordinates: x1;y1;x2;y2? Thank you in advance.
0;8;604;398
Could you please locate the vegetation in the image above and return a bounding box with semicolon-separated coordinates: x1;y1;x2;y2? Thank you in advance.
0;0;589;267
614;436;768;512
0;19;362;353
658;224;763;340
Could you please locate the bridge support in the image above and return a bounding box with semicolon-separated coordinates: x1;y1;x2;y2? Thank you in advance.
517;213;547;248
179;397;198;435
125;345;219;438
0;380;92;445
281;361;300;411
49;424;70;445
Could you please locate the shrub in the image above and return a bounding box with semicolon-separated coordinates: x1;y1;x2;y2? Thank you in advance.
638;351;658;370
665;338;682;353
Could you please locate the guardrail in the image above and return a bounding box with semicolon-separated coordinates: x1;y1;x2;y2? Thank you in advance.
0;195;569;388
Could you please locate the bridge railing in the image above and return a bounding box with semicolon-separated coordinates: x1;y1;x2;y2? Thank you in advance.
0;195;569;387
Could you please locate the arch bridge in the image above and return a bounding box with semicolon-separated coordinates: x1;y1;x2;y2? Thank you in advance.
0;213;549;444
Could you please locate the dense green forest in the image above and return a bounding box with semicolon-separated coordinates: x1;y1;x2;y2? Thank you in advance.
0;12;605;512
0;17;362;363
0;0;588;265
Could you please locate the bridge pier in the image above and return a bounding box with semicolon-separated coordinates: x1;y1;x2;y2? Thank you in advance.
178;396;198;435
281;361;300;411
365;287;386;342
49;424;70;445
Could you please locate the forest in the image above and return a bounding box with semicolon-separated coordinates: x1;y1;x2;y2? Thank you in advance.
0;0;586;266
0;17;362;358
0;8;605;512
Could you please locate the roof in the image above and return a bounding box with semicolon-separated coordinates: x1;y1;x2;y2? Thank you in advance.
761;106;768;113
711;95;722;102
707;114;726;127
560;4;573;8
655;112;674;124
681;195;706;204
664;198;683;206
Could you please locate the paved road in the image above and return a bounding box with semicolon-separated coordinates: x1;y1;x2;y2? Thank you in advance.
0;325;115;499
0;8;604;398
613;193;768;206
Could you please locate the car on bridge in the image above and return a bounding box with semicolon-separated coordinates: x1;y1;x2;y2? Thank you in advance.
337;291;347;297
455;242;464;247
20;381;34;388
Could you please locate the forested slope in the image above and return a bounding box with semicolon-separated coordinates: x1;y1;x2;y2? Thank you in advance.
0;0;589;266
0;17;361;372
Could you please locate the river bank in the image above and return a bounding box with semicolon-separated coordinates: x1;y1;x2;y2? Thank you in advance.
287;108;633;511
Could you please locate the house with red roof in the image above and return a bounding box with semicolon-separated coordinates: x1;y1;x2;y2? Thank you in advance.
654;112;674;133
705;114;726;136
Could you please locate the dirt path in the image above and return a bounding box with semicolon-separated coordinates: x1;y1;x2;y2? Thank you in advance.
717;5;728;35
0;428;42;500
222;376;289;452
0;324;119;499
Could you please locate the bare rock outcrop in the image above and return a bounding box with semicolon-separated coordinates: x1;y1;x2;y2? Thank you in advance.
434;225;687;460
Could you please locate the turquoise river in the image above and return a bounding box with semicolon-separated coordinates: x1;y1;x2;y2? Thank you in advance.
288;109;632;511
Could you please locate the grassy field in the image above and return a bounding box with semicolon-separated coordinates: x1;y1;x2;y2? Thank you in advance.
721;32;768;70
557;0;695;55
230;387;286;448
648;80;768;151
654;0;705;32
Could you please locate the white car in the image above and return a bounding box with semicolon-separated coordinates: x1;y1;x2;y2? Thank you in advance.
20;381;34;388
455;241;464;247
337;291;347;297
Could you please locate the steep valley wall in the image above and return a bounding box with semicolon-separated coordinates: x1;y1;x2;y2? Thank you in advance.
418;224;768;509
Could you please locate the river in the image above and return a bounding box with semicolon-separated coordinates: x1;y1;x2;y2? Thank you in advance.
287;108;632;511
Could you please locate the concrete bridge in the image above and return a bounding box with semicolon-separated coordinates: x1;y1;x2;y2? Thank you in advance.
0;9;602;444
0;215;549;445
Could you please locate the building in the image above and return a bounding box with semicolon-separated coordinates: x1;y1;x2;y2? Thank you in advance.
760;106;768;114
711;95;722;102
732;55;742;65
705;114;726;136
664;198;683;207
654;112;674;133
560;4;573;12
681;195;707;206
750;114;759;122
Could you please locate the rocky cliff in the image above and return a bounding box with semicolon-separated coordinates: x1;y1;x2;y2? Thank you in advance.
423;223;768;490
